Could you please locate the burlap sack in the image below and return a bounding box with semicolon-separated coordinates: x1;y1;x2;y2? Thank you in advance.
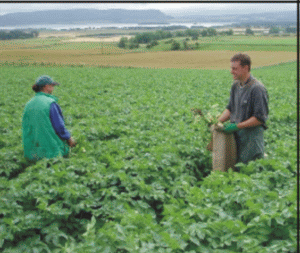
206;136;213;152
210;125;237;171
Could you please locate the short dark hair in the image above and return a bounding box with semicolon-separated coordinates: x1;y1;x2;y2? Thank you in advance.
231;53;251;71
32;84;42;92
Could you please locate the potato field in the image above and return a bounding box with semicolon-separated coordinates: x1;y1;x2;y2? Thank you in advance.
0;58;297;252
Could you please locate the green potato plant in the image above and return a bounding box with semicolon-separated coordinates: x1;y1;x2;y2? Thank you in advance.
0;62;297;252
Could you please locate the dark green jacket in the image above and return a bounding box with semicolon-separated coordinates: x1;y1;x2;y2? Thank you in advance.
22;92;69;160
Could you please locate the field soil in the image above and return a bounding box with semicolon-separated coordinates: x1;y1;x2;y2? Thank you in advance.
38;32;78;38
88;50;296;69
62;36;132;43
1;48;296;70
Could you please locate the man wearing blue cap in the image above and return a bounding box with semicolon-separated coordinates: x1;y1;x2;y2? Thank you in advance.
22;75;76;160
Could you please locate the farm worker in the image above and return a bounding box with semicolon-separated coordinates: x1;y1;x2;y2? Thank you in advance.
22;75;76;161
218;53;269;164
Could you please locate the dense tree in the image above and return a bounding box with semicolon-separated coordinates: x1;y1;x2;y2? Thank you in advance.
146;40;159;49
201;29;208;37
175;31;185;37
118;37;128;48
183;40;189;50
286;26;296;33
219;29;234;36
185;29;199;39
207;28;217;36
269;26;280;34
227;29;234;36
171;40;180;50
154;30;172;40
31;30;39;37
0;31;7;40
245;28;254;35
133;30;172;44
201;28;217;37
191;34;199;40
0;29;39;40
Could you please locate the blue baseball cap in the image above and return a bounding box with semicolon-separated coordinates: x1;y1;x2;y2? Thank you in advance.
35;75;60;87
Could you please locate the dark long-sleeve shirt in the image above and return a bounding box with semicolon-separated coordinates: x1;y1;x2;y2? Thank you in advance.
49;103;71;140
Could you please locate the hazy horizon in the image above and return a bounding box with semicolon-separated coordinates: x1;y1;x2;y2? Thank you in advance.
0;3;297;17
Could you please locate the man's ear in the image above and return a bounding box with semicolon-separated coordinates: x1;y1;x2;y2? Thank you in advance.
242;64;250;73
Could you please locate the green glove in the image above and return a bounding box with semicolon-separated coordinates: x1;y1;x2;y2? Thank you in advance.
222;122;239;133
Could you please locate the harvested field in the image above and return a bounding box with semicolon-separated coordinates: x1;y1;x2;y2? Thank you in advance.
62;36;132;43
39;32;78;38
93;50;296;69
0;49;296;70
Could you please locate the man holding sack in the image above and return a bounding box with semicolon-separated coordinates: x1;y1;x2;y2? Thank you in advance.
218;53;269;165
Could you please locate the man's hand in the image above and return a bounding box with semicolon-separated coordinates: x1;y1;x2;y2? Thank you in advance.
222;122;239;133
67;137;77;147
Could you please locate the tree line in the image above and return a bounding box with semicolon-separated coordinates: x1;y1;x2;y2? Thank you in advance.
118;25;296;50
0;30;39;40
118;28;220;49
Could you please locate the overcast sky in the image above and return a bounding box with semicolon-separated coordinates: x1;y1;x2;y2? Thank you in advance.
0;3;297;16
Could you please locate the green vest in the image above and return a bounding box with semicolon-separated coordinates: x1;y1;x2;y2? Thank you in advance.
22;92;69;160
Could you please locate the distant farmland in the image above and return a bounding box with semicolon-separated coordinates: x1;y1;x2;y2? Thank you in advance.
0;34;296;69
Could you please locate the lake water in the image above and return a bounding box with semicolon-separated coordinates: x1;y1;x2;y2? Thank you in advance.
0;22;234;30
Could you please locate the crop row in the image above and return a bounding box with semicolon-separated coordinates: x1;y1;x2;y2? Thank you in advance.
0;62;297;252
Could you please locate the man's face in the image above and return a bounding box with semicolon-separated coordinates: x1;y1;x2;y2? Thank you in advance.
230;61;249;81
